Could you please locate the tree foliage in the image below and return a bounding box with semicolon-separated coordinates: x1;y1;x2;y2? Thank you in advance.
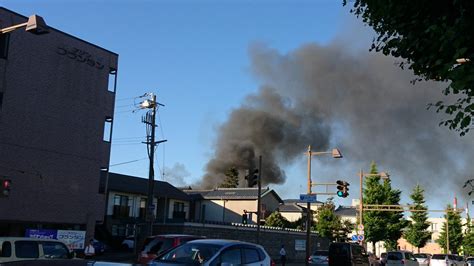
264;211;289;228
363;162;408;252
463;214;474;256
313;198;354;242
404;185;431;252
344;0;474;135
437;204;463;254
219;167;239;188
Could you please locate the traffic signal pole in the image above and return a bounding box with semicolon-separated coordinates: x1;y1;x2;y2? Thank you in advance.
256;155;262;244
306;146;312;266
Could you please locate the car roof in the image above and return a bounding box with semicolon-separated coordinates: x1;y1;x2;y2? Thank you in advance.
147;234;202;239
0;237;65;243
186;239;262;248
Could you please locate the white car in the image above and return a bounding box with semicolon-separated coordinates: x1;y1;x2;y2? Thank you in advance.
430;254;465;266
467;257;474;266
413;253;430;266
386;251;419;266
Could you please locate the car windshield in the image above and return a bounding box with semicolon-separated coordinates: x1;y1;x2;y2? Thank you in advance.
414;254;428;258
431;254;447;260
160;243;221;264
312;250;328;256
387;252;403;260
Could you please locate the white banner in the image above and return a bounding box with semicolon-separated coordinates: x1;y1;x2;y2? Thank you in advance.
57;230;86;250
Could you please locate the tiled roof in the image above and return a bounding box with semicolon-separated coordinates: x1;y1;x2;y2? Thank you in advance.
101;172;190;201
183;187;283;203
335;206;357;217
278;203;303;212
283;198;324;205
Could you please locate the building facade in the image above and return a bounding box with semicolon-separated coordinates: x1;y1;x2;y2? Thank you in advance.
0;8;118;240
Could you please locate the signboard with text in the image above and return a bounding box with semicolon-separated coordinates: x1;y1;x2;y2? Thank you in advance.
295;239;306;251
299;194;317;203
25;229;57;240
25;229;86;250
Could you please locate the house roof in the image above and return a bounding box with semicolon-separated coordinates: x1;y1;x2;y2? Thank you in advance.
101;172;190;201
183;187;283;203
278;203;304;213
335;206;357;217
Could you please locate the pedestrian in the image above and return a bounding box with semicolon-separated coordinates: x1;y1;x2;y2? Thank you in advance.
279;244;286;266
84;239;95;260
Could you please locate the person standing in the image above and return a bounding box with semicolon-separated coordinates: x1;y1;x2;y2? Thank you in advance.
279;244;287;266
84;239;95;260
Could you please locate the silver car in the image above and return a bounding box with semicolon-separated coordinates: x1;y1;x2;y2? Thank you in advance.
152;239;273;266
430;254;461;266
467;257;474;266
386;251;419;266
309;250;328;266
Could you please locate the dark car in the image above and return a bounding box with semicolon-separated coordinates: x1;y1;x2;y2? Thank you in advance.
137;234;204;264
153;239;273;266
328;242;369;266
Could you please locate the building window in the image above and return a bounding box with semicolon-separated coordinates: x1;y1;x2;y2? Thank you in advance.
113;195;130;218
139;198;147;219
111;224;126;236
173;202;185;219
108;68;117;92
103;116;112;142
0;33;9;59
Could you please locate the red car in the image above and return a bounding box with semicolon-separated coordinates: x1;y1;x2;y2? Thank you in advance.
137;234;204;264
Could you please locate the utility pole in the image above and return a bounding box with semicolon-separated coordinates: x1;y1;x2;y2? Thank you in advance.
306;146;312;266
256;155;262;244
141;93;166;237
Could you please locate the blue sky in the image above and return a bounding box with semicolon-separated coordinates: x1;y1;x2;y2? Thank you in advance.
3;1;470;215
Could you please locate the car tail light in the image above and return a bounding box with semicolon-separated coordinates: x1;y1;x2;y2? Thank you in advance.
271;259;276;266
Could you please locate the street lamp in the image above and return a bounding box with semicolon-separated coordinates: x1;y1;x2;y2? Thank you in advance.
358;170;390;243
305;146;342;266
0;14;49;35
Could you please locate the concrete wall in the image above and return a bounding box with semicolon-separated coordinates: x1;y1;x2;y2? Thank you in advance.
0;8;117;239
151;222;330;262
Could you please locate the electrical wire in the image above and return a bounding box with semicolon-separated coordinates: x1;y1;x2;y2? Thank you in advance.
109;157;148;167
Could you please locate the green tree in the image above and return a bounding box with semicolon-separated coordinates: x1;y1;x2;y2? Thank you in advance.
344;1;474;135
404;185;431;253
219;167;239;188
437;204;463;254
265;211;289;228
313;198;354;242
463;213;474;256
363;162;407;253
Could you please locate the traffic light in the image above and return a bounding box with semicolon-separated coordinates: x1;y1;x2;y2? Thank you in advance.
2;178;11;197
336;180;349;198
245;169;259;188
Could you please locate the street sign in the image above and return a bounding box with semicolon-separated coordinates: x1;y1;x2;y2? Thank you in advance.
351;235;358;241
357;224;364;230
299;194;317;203
357;230;364;235
358;235;364;241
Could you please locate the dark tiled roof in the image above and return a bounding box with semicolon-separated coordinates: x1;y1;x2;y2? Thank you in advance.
278;203;303;212
183;187;283;203
101;173;190;201
335;206;357;217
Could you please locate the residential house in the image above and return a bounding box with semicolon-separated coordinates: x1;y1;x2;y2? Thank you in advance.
279;199;324;223
184;187;283;224
100;173;191;238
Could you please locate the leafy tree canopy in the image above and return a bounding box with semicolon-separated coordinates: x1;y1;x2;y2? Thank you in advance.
404;185;431;252
437;204;463;254
344;0;474;135
219;167;239;188
265;211;289;228
314;198;354;242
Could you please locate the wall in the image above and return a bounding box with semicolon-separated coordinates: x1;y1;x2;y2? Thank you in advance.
152;222;330;262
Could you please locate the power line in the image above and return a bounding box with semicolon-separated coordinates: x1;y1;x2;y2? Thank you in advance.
110;158;148;167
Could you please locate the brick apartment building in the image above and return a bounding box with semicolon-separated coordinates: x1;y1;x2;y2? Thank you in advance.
0;8;118;240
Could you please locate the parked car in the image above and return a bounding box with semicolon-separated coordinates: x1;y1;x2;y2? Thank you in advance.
138;234;204;264
380;252;387;266
368;252;380;266
413;253;430;266
466;256;474;266
429;254;459;266
0;237;75;263
454;254;467;266
309;250;329;265
386;251;419;266
328;242;369;266
121;236;135;251
152;239;274;266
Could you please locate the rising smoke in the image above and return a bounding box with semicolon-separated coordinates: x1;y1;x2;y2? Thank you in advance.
202;42;474;202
